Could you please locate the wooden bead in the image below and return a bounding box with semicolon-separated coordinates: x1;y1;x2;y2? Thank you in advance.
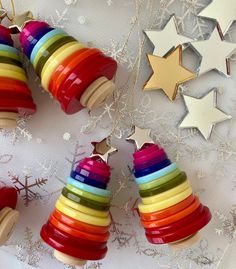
169;232;200;251
54;250;87;266
0;112;18;129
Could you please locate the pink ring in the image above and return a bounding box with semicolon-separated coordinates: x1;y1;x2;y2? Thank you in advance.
134;148;166;165
79;162;110;178
134;153;167;171
133;144;158;159
0;25;12;41
20;21;49;46
80;157;110;171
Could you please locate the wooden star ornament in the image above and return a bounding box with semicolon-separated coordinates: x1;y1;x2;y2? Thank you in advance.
179;89;232;140
144;45;196;101
126;126;153;150
91;137;117;162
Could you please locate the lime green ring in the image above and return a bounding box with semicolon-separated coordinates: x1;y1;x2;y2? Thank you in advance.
0;50;21;61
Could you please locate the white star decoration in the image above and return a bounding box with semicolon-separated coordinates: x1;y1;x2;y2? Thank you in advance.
191;28;236;76
179;90;232;140
145;17;193;57
199;0;236;34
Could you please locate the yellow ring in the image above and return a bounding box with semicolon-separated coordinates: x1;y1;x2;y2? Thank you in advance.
141;180;190;205
0;64;25;76
0;69;27;82
0;51;20;61
33;33;67;69
139;169;181;191
59;195;109;218
66;184;110;204
138;187;193;214
41;42;84;91
55;200;111;227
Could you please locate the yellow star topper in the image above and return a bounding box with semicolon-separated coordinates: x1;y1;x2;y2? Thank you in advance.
126;126;153;150
144;45;196;101
91;137;117;163
179;89;232;140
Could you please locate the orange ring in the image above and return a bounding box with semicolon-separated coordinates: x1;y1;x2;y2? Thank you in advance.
141;196;200;229
53;208;109;235
139;194;195;221
0;77;30;95
50;213;109;243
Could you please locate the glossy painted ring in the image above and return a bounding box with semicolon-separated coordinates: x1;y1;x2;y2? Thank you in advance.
59;195;109;218
0;91;32;102
133;143;159;159
62;187;109;211
146;207;211;244
41;42;85;91
78;162;110;178
0;44;19;54
0;98;36;113
138;168;181;191
140;194;195;221
0;56;22;68
75;167;109;183
70;171;107;189
0;64;25;75
67;177;111;197
66;184;110;204
56;200;111;226
133;148;165;166
0;38;13;46
142;197;201;229
53;208;109;234
135;163;177;185
35;36;76;76
0;25;12;39
80;157;110;170
41;224;108;260
30;29;66;63
138;187;192;213
139;172;187;197
134;159;171;178
141;181;190;205
49;214;109;242
0;50;21;61
0;187;18;209
0;69;27;83
0;77;30;94
134;153;167;171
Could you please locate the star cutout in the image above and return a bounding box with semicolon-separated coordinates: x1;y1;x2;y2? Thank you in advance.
144;45;196;101
191;28;236;76
126;126;153;150
179;89;232;140
91;137;117;162
199;0;236;34
145;16;193;57
0;9;7;23
9;11;34;34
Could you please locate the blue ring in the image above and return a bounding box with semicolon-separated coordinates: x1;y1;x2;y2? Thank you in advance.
134;159;171;178
0;44;18;54
30;28;66;64
0;39;13;46
67;177;111;197
70;170;107;189
25;27;54;58
135;163;177;185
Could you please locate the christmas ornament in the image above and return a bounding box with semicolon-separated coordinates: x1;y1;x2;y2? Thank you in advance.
0;187;19;246
127;129;211;249
144;45;196;101
145;17;193;57
12;14;117;114
0;24;36;129
179;89;232;140
191;28;236;76
40;138;117;266
199;0;236;35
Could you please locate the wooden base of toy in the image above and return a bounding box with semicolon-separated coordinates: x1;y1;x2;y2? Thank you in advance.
169;233;200;251
0;112;18;129
0;207;19;246
54;250;87;267
80;76;115;110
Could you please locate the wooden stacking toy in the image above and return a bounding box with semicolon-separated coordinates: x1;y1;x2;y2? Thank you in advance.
19;20;117;114
40;156;112;266
132;143;211;249
0;187;19;246
0;25;36;128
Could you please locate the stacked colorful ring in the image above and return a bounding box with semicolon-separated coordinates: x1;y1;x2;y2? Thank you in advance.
19;20;117;115
0;187;19;246
40;156;111;266
133;143;211;248
0;26;36;128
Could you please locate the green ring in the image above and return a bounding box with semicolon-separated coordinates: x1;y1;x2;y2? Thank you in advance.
35;35;76;76
0;50;20;61
0;56;22;68
139;172;187;198
62;187;110;211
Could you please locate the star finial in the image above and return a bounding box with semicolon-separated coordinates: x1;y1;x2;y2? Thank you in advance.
91;137;117;163
9;11;34;34
126;126;153;150
179;89;232;140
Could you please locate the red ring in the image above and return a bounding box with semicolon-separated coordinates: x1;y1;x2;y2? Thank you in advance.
133;148;166;165
0;98;36;114
78;162;110;178
0;187;18;210
133;143;158;159
0;77;31;95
